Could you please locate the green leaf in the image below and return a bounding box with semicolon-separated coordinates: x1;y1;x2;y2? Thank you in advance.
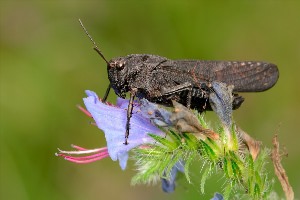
199;140;218;161
200;167;210;194
231;124;239;151
183;151;195;183
168;130;183;146
148;133;177;150
223;183;232;200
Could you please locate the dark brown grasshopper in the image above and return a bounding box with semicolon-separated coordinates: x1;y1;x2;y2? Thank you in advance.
79;20;279;145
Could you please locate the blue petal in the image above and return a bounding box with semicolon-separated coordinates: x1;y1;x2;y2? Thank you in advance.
117;152;128;170
83;90;164;170
210;193;224;200
161;167;177;193
174;161;185;173
161;161;185;193
116;98;131;109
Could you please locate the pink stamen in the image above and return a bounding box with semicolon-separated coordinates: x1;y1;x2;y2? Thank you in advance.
64;152;109;164
77;105;92;118
56;145;109;164
71;144;88;151
63;151;108;160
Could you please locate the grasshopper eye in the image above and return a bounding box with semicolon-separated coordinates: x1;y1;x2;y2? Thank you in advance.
117;62;125;69
117;63;124;69
109;61;124;69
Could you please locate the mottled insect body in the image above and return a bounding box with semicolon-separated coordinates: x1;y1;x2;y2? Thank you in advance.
107;54;278;113
79;20;279;145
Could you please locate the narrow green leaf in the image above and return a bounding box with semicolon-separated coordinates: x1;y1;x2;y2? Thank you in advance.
223;183;232;200
199;140;218;161
200;167;210;194
231;124;239;150
148;133;177;150
223;156;233;178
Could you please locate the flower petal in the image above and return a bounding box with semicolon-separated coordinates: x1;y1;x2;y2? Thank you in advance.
210;193;224;200
83;90;164;170
161;161;185;193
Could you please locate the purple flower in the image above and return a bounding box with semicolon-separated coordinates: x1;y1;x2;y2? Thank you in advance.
161;161;185;193
56;90;164;170
210;193;224;200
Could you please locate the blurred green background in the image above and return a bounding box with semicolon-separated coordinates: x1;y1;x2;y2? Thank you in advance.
1;1;299;199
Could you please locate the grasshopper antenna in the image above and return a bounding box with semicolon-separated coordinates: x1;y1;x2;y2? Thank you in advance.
79;19;111;102
78;19;110;65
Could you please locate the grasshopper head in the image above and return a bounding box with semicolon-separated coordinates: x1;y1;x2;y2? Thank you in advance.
107;54;166;98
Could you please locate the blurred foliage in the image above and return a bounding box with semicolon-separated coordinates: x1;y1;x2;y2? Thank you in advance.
132;125;273;199
0;1;299;200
